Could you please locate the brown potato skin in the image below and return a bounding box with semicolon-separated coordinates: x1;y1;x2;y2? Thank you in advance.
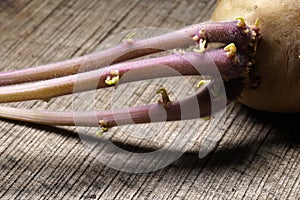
212;0;300;112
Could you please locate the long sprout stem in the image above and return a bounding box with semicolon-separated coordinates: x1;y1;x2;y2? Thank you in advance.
0;20;254;86
0;78;244;127
0;48;249;103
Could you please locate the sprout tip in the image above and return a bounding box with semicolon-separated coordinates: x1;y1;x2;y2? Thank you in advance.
235;17;246;28
224;43;237;57
156;87;171;107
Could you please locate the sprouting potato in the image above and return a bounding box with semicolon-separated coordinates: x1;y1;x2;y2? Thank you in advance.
212;0;300;112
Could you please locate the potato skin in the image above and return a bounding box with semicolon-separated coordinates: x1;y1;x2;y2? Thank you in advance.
212;0;300;112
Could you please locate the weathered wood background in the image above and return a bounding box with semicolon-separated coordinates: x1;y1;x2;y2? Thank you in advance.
0;0;299;199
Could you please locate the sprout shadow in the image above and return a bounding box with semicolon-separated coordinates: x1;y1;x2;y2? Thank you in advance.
174;106;299;170
1;104;299;172
0;105;299;196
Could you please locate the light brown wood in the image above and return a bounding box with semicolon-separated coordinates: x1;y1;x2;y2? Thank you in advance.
0;0;299;199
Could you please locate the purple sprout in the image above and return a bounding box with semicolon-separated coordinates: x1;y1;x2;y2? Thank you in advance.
0;19;260;131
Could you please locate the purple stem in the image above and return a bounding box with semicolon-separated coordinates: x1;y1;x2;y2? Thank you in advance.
0;48;249;103
0;20;254;86
0;78;244;127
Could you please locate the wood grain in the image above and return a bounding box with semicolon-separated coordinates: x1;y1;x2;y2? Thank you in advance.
0;0;299;199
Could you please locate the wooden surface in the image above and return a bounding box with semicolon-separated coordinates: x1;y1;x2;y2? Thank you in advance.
0;0;299;199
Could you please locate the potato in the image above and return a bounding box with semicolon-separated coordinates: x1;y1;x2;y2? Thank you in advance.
212;0;300;112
